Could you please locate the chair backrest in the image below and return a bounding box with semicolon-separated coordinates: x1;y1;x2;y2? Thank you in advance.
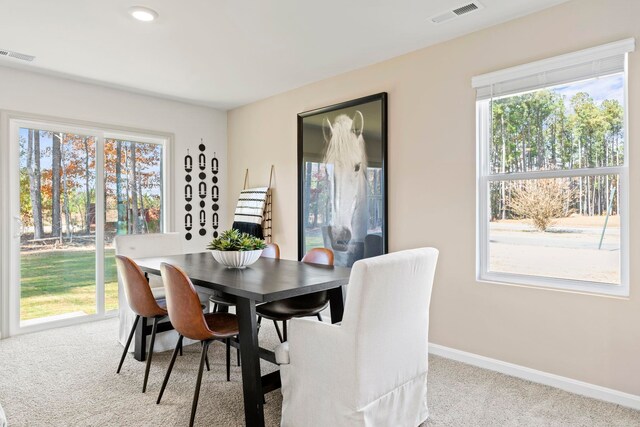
115;255;166;318
114;232;184;292
114;232;183;258
341;248;438;408
302;247;334;265
160;263;213;341
261;243;281;259
292;248;334;306
363;234;383;258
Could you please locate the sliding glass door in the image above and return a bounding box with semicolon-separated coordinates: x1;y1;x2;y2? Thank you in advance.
103;138;164;312
18;128;98;324
9;119;168;334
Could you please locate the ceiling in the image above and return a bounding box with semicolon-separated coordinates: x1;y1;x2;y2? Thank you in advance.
0;0;567;110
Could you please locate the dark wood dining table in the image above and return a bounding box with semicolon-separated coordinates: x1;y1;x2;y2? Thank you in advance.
134;251;351;427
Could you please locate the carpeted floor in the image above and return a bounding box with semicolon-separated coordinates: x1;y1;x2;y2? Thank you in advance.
0;318;639;427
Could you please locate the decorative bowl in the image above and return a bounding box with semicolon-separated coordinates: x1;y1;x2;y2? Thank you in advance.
210;249;263;269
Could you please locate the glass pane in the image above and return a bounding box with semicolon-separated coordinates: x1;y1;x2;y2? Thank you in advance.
302;161;331;253
488;175;621;284
19;128;97;324
104;139;164;312
490;73;624;174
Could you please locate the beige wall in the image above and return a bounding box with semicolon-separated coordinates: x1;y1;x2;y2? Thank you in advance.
228;0;640;395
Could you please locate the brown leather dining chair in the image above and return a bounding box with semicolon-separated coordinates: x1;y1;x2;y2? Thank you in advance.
257;247;333;342
260;242;281;259
157;263;240;427
115;255;170;393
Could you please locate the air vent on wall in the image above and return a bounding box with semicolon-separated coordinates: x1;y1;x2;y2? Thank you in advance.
0;49;35;62
430;1;483;24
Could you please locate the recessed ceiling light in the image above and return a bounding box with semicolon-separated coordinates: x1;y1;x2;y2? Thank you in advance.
129;6;158;22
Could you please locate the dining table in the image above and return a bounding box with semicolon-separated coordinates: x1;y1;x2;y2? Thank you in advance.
134;251;351;427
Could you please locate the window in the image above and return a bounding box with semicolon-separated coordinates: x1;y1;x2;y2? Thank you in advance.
473;39;634;296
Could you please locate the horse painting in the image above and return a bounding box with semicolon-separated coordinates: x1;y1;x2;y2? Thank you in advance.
322;111;368;265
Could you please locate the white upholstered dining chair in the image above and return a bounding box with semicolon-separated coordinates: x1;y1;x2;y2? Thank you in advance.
275;247;439;427
114;233;186;353
0;402;6;427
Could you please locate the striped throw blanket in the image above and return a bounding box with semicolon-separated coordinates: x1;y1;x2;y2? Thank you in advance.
232;187;271;241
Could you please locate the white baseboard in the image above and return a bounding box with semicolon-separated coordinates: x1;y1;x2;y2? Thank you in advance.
428;343;640;411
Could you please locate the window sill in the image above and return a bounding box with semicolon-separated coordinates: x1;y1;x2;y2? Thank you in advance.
477;272;629;298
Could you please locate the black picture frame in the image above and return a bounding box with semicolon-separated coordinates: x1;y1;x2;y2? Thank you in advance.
297;92;388;265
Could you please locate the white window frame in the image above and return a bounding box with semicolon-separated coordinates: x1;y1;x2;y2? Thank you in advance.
1;111;173;336
474;39;633;297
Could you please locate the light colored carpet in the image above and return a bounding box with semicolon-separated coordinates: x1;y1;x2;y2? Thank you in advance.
0;318;638;427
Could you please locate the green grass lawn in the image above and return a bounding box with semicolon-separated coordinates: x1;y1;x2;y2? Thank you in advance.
20;249;119;321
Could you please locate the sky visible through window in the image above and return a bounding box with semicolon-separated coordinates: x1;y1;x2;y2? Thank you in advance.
552;73;623;110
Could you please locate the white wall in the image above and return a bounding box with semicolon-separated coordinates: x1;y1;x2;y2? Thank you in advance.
0;66;227;337
228;0;640;396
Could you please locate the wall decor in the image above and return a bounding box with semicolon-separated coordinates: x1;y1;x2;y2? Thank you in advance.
297;93;387;266
231;167;274;243
198;139;207;237
184;149;193;240
211;153;220;238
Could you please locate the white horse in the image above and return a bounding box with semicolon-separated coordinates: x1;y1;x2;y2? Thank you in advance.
322;111;368;256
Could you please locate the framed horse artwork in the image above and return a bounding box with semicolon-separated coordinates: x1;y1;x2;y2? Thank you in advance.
297;93;388;266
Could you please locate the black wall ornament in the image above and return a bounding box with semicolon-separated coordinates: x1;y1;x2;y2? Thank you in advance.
198;139;207;237
185;140;220;240
199;210;207;236
185;152;193;172
211;152;220;238
184;149;193;240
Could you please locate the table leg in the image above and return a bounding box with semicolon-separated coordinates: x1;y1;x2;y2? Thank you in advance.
134;316;148;362
236;297;265;427
328;286;345;324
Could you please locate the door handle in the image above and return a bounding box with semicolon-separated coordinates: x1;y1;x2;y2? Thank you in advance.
13;215;22;238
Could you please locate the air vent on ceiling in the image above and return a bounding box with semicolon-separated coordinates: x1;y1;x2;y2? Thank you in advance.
453;3;479;16
430;1;483;24
0;49;35;62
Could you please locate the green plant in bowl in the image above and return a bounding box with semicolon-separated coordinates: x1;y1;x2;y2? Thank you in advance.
207;229;267;251
207;229;267;268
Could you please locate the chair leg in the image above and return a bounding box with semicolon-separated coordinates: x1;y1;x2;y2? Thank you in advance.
190;340;211;427
273;320;283;343
179;339;183;356
257;316;262;334
117;315;140;374
283;320;288;342
202;341;210;372
226;338;231;381
142;317;159;393
157;335;183;405
236;345;241;367
316;313;323;322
